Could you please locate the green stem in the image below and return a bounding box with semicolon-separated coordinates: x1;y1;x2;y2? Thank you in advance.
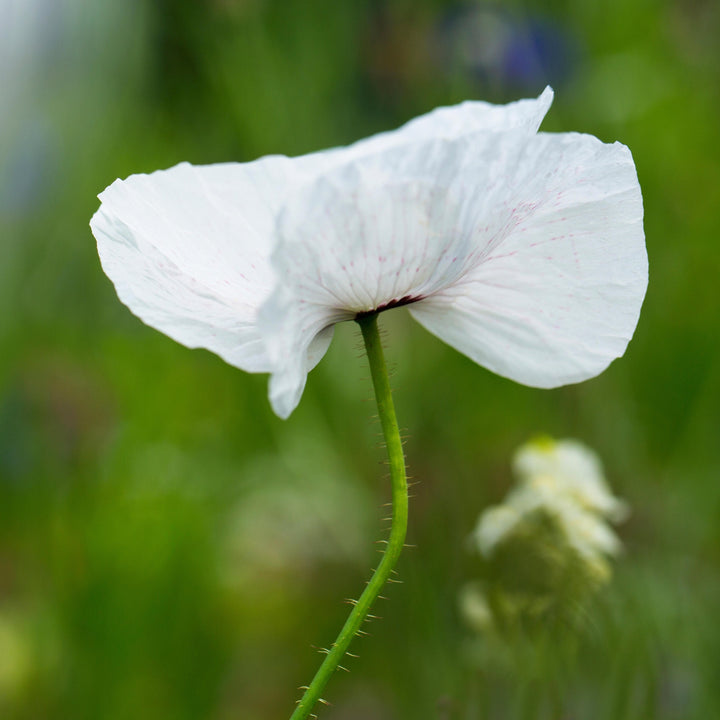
289;313;409;719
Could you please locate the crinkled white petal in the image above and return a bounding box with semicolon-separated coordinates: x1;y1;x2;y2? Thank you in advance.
91;157;339;373
266;314;341;420
260;127;541;416
410;131;646;388
336;86;553;158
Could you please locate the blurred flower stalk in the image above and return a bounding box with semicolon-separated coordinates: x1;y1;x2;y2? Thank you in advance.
462;437;628;635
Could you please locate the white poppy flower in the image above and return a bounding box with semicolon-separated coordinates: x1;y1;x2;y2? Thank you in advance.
91;87;647;418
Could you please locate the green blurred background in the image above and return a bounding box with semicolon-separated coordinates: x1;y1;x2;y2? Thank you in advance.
1;0;719;718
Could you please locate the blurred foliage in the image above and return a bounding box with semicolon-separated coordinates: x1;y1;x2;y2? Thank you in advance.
1;0;719;718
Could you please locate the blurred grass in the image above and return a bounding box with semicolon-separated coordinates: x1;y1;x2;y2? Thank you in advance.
1;0;719;718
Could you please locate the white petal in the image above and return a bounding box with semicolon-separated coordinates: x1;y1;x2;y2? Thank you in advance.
260;129;540;415
91;157;335;372
266;310;341;419
410;132;646;387
340;86;553;158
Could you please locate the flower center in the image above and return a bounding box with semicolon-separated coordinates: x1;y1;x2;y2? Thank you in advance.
354;294;424;320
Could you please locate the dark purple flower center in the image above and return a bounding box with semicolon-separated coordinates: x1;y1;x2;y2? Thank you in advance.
355;294;424;320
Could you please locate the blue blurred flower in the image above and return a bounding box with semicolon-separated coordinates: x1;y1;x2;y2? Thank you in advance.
434;4;582;93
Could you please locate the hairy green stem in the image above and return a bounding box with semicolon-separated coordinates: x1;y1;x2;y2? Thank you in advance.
289;313;409;719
